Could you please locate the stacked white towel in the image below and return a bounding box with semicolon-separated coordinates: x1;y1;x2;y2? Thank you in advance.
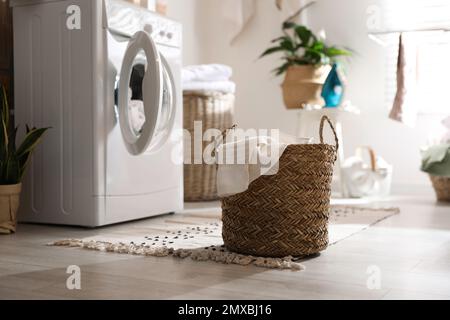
182;64;236;94
182;64;232;82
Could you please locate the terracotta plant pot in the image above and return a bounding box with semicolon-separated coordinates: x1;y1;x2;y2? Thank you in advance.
281;65;332;109
0;183;22;234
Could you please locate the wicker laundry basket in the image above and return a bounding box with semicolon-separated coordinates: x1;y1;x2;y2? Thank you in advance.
221;116;339;257
429;175;450;202
184;91;234;201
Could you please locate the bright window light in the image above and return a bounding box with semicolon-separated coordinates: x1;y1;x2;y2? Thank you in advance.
416;34;450;114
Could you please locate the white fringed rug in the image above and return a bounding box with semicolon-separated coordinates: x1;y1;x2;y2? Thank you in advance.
50;206;399;271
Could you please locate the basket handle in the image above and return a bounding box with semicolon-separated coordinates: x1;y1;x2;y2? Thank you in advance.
213;125;237;157
355;146;377;172
319;115;339;151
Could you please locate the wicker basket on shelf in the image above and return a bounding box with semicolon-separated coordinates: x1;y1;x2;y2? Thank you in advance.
221;116;339;258
183;91;234;201
429;175;450;202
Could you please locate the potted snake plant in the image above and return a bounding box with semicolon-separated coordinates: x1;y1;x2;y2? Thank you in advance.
0;84;49;234
260;20;351;109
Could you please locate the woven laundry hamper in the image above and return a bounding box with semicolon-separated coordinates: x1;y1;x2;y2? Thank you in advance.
429;175;450;202
184;91;234;201
221;116;339;257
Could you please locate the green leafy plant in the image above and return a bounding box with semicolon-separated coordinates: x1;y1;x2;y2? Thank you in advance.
260;21;352;75
0;84;49;185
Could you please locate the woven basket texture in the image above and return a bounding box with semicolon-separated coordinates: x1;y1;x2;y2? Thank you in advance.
221;116;338;257
183;91;234;201
430;175;450;202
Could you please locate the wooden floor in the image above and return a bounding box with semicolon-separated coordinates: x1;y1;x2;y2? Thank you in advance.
0;194;449;300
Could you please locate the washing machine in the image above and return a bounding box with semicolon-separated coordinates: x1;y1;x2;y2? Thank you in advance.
11;0;184;226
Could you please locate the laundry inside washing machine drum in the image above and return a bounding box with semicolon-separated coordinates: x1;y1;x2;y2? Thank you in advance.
128;63;146;136
125;62;174;143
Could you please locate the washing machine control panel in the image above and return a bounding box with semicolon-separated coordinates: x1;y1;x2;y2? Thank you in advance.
146;19;181;48
106;0;181;48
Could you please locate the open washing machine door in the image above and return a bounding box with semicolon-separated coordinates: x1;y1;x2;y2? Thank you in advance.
118;30;163;155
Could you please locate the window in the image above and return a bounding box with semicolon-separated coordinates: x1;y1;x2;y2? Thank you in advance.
372;0;450;115
416;33;450;114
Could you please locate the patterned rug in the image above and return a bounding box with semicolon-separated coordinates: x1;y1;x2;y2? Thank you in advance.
51;205;399;271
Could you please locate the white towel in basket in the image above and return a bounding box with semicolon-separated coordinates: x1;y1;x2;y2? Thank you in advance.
216;132;312;197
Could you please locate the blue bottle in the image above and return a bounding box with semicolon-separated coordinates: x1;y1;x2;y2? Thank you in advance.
321;63;343;108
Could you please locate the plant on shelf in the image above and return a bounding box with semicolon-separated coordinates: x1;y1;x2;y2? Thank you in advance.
0;84;50;234
261;22;351;75
260;2;351;109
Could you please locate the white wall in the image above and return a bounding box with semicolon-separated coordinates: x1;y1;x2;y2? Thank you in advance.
167;0;443;192
166;0;203;65
194;0;302;131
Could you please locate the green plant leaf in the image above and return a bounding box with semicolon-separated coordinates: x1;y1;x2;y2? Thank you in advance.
0;117;7;159
1;85;9;129
0;84;50;184
274;56;297;73
8;126;18;155
294;60;310;65
5;155;20;184
294;26;313;46
282;21;296;30
325;46;352;57
311;41;325;51
273;61;291;76
0;85;9;167
261;37;296;58
271;36;287;43
304;48;323;64
261;19;352;72
260;45;285;58
18;151;32;181
16;127;50;180
280;38;295;52
16;128;49;159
